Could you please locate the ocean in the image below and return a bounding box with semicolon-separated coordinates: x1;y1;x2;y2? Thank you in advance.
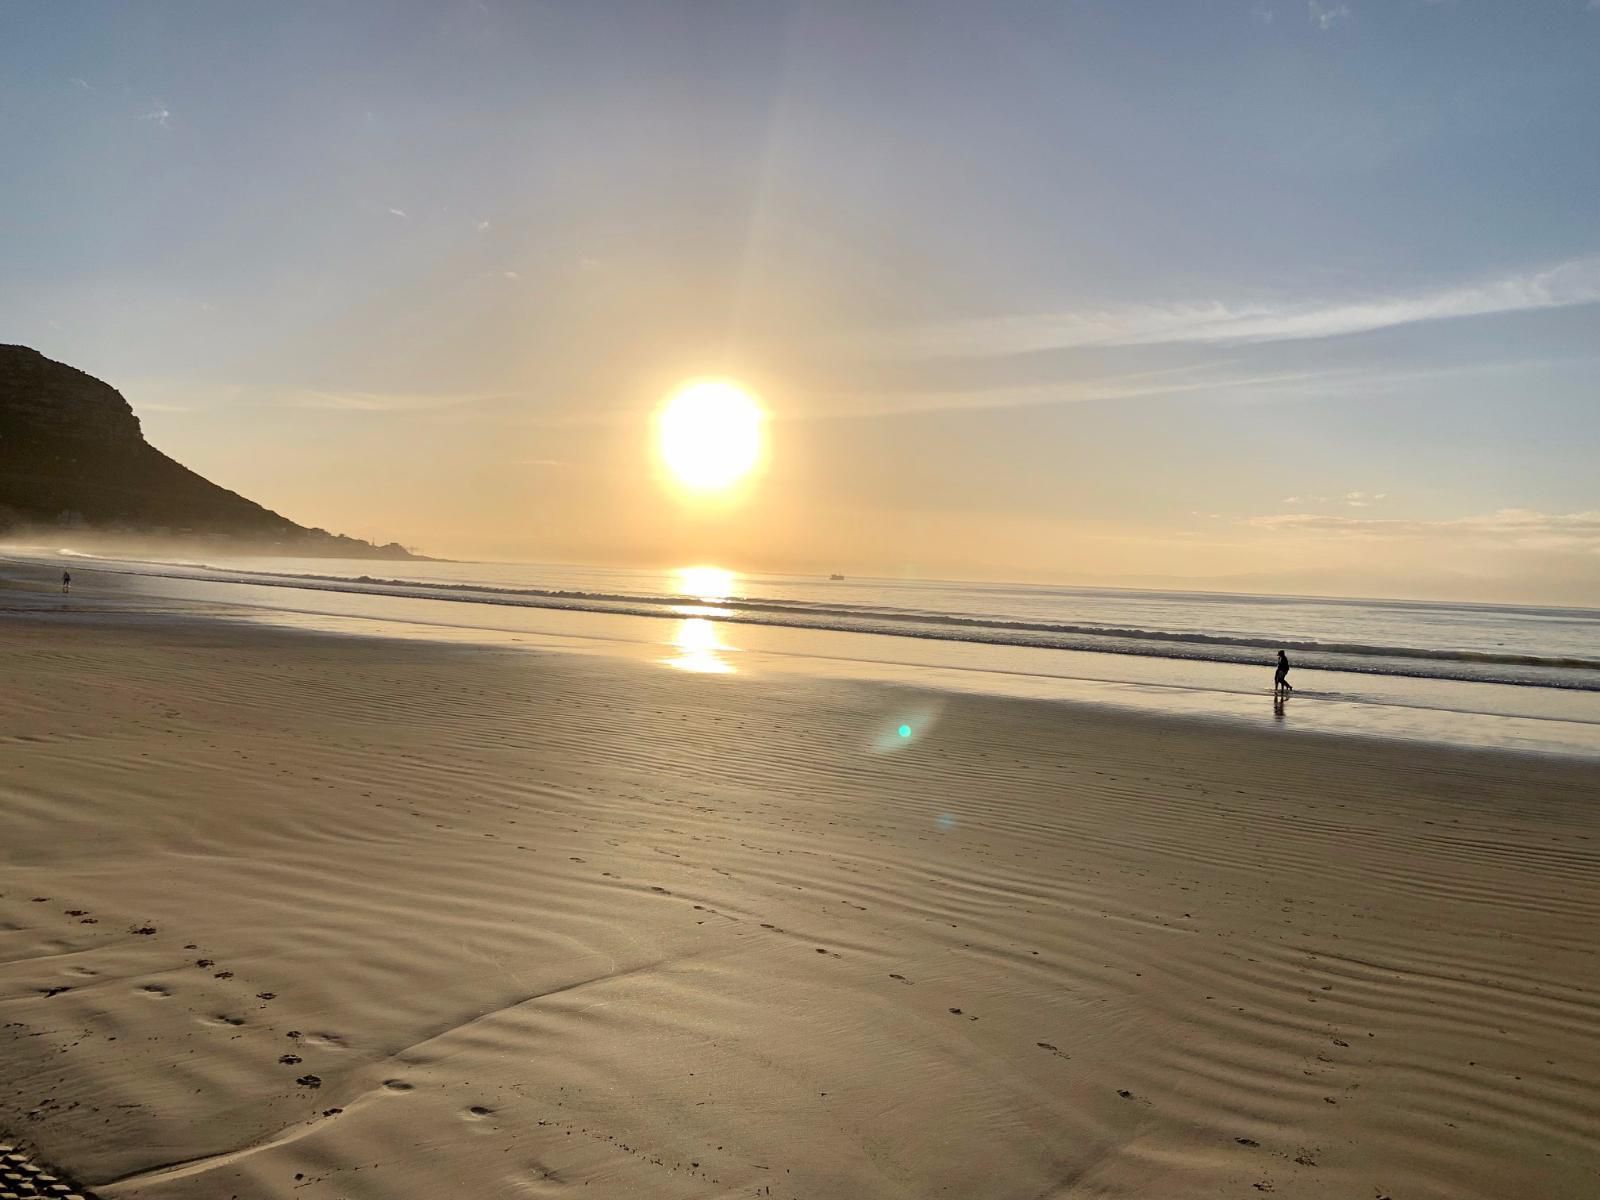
16;549;1600;756
46;552;1600;688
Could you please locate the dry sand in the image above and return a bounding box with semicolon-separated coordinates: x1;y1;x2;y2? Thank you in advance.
2;615;1598;1199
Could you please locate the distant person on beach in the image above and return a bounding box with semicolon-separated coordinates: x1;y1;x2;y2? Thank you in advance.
61;570;71;594
1274;649;1292;696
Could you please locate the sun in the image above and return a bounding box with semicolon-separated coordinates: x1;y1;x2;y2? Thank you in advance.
657;378;766;493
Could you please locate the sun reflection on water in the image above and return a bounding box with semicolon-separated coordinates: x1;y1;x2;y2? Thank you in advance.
675;565;736;602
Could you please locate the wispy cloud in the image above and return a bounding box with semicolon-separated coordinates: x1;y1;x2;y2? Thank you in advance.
68;76;95;92
1248;508;1600;552
502;270;520;280
139;103;172;128
1280;491;1386;507
285;388;501;413
914;256;1600;357
476;220;491;233
803;365;1324;421
387;207;409;219
1307;1;1350;30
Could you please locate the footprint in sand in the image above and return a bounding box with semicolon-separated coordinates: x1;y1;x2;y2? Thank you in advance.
279;1054;303;1065
295;1075;322;1088
382;1079;413;1092
139;984;170;997
1036;1042;1069;1059
209;1014;246;1027
889;974;911;984
465;1105;494;1119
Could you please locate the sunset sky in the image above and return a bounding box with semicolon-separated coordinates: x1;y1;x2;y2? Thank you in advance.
4;2;1598;601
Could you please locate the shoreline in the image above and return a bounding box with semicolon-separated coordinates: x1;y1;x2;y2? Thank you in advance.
3;613;1599;1198
7;553;1600;758
3;604;1596;768
16;550;1600;692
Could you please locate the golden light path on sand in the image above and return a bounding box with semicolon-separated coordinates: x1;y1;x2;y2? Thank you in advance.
663;616;735;674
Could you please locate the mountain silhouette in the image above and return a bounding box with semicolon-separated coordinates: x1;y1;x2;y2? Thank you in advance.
0;345;414;558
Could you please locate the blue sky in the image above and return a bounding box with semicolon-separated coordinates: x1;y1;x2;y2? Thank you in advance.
2;2;1597;599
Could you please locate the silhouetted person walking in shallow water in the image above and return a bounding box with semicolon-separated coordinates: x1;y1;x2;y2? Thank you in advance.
61;571;70;594
1274;649;1292;697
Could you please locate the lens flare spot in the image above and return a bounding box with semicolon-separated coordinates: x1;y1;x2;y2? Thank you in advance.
870;703;942;754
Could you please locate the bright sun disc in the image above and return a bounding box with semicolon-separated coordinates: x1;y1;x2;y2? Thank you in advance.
658;379;765;493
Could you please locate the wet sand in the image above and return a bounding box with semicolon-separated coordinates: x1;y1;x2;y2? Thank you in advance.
2;614;1598;1198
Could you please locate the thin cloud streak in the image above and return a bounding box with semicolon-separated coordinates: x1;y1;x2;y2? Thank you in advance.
828;351;1549;423
285;388;504;413
801;367;1325;421
1248;508;1600;553
915;257;1600;357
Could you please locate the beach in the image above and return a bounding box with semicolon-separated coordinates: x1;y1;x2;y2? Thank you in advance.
3;606;1599;1199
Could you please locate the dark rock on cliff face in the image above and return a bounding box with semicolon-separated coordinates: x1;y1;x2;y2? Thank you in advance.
0;345;414;558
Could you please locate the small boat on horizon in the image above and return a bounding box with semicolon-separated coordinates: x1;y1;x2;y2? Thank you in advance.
829;573;845;581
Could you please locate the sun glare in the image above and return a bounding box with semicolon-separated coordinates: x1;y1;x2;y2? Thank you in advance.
676;564;736;601
657;379;765;493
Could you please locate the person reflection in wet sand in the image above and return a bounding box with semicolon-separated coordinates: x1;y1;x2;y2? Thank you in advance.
1273;649;1293;698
